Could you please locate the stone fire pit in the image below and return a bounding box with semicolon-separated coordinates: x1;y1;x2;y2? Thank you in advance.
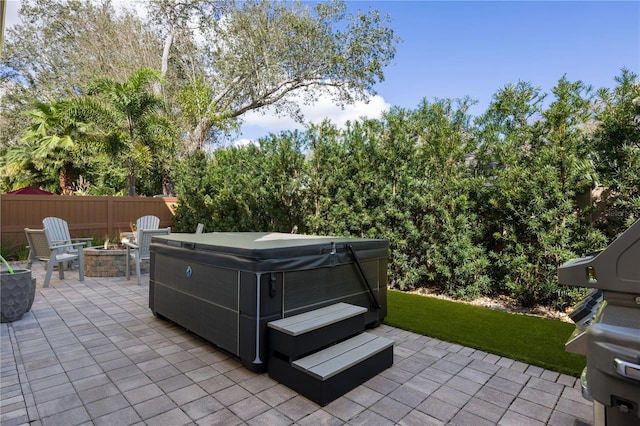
84;245;148;277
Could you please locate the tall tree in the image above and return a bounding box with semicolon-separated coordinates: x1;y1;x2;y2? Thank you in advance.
592;69;640;236
475;79;605;308
21;100;89;194
0;0;164;165
147;0;230;82
1;0;161;98
84;68;175;196
148;0;398;150
2;0;398;186
1;100;91;194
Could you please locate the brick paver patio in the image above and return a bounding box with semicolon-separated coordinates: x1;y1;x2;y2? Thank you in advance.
1;262;593;425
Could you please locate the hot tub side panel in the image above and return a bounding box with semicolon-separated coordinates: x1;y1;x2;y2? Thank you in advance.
282;256;387;326
149;246;240;357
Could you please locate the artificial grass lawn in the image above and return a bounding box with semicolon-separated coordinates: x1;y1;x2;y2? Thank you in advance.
384;289;585;377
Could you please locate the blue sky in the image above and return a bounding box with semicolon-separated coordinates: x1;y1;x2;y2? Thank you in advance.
241;0;640;141
371;1;639;113
4;1;639;142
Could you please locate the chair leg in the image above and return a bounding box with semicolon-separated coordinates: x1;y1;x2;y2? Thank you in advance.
126;248;131;281
58;260;65;280
45;256;56;288
135;254;142;286
77;250;84;282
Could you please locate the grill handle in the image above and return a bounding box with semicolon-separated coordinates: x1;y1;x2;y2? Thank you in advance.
614;358;640;381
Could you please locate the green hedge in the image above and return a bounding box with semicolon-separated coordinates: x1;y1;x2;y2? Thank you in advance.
173;72;639;309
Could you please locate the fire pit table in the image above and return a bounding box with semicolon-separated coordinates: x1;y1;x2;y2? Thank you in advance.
84;245;148;277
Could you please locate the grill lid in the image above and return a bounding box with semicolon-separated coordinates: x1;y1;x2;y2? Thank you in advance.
559;219;640;295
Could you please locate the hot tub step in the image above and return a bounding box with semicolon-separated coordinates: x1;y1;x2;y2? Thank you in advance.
268;332;393;406
268;302;367;361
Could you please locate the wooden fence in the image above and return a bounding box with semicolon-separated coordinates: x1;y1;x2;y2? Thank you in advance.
1;195;177;252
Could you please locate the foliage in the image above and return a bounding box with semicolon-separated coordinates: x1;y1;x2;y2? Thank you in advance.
0;0;169;194
406;99;491;299
22;100;89;193
301;100;491;299
81;68;176;196
1;0;161;99
147;0;399;150
1;0;398;193
591;69;640;237
173;133;308;232
0;255;14;273
1;68;178;196
1;99;91;194
173;72;636;309
0;0;162;160
473;79;607;309
172;150;214;231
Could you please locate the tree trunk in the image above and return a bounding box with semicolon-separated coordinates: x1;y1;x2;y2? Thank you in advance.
59;162;75;195
128;156;136;197
185;76;244;151
162;173;175;196
188;116;213;151
153;31;174;96
161;30;173;79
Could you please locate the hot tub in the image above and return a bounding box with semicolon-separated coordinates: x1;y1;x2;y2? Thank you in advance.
149;232;388;372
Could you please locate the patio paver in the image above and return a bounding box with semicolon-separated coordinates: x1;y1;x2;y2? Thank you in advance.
0;262;593;425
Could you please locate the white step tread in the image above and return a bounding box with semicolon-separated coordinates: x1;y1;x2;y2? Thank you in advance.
268;302;367;336
292;332;393;380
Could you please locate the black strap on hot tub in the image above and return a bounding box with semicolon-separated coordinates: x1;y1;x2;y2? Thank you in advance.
347;243;382;311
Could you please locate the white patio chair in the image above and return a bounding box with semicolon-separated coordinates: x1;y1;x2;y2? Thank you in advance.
125;227;170;286
136;215;160;232
134;215;160;242
26;227;85;288
42;217;92;255
24;228;51;270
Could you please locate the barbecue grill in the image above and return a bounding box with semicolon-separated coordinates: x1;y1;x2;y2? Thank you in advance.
559;219;640;426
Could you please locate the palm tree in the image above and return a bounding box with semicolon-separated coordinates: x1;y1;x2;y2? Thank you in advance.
15;100;88;194
86;68;174;196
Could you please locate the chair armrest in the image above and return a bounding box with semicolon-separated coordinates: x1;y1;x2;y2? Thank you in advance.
123;241;139;249
71;237;93;248
50;242;86;250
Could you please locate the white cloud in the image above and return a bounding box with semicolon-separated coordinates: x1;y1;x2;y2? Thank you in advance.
239;91;391;140
233;138;255;147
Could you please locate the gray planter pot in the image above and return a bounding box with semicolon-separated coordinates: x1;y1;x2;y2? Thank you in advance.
1;269;36;323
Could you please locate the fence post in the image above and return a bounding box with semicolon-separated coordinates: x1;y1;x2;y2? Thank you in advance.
107;195;114;237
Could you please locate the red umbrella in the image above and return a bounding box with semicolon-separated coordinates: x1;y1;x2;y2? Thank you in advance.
6;186;55;195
